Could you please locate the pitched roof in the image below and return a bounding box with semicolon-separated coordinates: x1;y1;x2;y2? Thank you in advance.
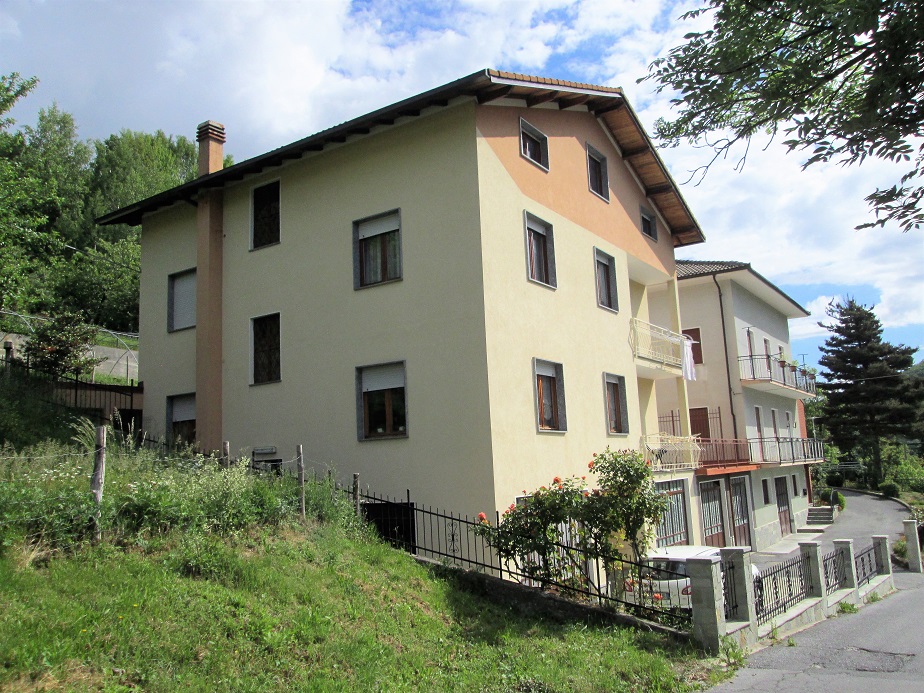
676;260;808;318
97;69;704;247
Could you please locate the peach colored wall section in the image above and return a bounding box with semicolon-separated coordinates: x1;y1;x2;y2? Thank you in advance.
476;104;676;276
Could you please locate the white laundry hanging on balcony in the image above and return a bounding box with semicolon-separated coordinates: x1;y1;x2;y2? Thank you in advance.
681;335;697;381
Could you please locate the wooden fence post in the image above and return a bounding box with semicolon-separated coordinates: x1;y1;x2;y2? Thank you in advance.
90;426;106;544
353;473;360;518
296;445;305;522
222;440;231;467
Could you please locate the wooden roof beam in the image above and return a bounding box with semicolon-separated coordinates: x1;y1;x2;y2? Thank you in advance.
646;183;673;196
477;84;514;104
526;91;560;107
557;94;590;110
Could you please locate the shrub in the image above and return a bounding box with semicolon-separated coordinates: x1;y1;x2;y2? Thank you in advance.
879;480;901;498
826;471;844;487
894;537;908;560
21;312;103;378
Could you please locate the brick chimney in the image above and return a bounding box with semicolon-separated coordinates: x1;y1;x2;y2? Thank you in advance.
196;120;226;176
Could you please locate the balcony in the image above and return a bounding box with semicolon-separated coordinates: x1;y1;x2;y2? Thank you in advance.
641;434;702;472
749;436;825;465
695;439;760;475
630;318;685;379
738;355;817;398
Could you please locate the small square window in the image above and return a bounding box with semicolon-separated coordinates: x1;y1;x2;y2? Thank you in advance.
525;214;556;287
520;119;549;170
604;373;628;434
358;362;407;439
168;393;196;444
594;249;618;311
586;144;609;200
682;328;703;364
168;269;196;332
252;181;280;249
535;359;566;432
354;211;402;288
640;207;658;240
252;313;280;384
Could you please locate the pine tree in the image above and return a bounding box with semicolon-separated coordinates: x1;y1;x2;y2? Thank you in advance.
818;299;923;484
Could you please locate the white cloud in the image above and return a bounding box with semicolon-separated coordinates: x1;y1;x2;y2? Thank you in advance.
790;295;842;340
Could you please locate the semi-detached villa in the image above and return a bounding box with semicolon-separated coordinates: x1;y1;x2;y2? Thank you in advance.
99;69;823;551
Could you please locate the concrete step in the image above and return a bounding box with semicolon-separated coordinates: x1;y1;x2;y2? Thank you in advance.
798;524;830;533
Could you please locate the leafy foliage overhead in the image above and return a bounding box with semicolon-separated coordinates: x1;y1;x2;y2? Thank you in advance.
644;0;924;232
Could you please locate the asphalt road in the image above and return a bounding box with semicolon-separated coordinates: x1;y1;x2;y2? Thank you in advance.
710;490;924;692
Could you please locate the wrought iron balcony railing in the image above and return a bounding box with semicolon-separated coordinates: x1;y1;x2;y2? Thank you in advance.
748;436;824;464
738;355;817;396
630;318;684;369
641;434;702;472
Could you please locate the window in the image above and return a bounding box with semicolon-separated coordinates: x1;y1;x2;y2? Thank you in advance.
358;362;407;439
594;249;618;311
656;480;689;547
525;213;556;287
762;478;771;505
354;211;401;288
168;393;195;444
252;313;281;384
520;119;549;170
682;328;702;364
586;144;609;200
785;411;793;436
168;269;196;332
535;359;566;431
604;373;628;434
792;474;798;496
640;207;657;240
252;181;280;249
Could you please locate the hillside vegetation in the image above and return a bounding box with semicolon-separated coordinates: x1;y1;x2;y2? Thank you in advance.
0;433;720;692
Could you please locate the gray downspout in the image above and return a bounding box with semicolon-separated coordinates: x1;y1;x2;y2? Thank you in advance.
712;274;739;439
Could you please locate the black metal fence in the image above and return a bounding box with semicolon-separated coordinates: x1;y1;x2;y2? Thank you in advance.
854;544;880;587
822;548;848;593
755;553;811;626
722;559;739;620
350;487;692;629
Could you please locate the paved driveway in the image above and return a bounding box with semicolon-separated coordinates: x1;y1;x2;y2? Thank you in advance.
710;490;923;691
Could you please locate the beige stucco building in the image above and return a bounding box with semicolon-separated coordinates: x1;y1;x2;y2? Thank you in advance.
100;70;709;520
654;261;824;551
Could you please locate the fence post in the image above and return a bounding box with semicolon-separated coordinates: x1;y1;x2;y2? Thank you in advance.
720;547;756;625
296;445;305;522
221;440;230;467
799;541;825;600
872;535;892;577
90;426;107;544
687;555;724;654
353;473;360;519
903;519;922;573
834;539;859;603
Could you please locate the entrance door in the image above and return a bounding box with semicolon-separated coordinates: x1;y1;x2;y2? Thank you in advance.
728;477;751;546
774;476;792;535
700;480;726;547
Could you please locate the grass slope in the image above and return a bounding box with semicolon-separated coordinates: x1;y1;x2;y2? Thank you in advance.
0;525;718;692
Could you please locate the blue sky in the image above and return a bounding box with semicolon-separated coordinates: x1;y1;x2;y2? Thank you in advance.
2;0;921;372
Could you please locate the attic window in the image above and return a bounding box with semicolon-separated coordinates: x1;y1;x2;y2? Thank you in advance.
520;119;549;170
640;207;657;241
252;181;280;249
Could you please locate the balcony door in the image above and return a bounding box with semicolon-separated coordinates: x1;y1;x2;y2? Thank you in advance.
774;476;793;535
700;480;726;547
728;476;751;546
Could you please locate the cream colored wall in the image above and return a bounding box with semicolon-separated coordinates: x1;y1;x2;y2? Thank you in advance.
475;108;667;512
215;103;497;515
138;204;198;436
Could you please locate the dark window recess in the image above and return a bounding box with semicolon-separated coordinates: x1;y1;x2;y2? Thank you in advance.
587;145;609;200
762;478;771;505
683;328;703;364
641;210;657;240
364;387;406;437
537;373;559;430
606;379;625;433
252;181;280;248
253;313;281;383
360;230;401;286
520;119;549;169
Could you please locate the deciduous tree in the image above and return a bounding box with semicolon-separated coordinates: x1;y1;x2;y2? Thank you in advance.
644;0;924;231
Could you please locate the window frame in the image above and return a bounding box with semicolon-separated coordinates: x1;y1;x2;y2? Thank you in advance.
586;143;609;201
167;393;196;444
353;209;402;289
594;248;618;312
524;212;557;288
603;373;628;435
519;118;549;170
251;180;281;250
356;361;408;440
251;312;281;385
682;327;703;364
640;206;658;241
167;268;197;332
534;359;566;432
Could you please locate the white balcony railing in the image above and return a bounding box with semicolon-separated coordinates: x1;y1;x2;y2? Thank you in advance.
629;318;684;369
641;434;702;472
